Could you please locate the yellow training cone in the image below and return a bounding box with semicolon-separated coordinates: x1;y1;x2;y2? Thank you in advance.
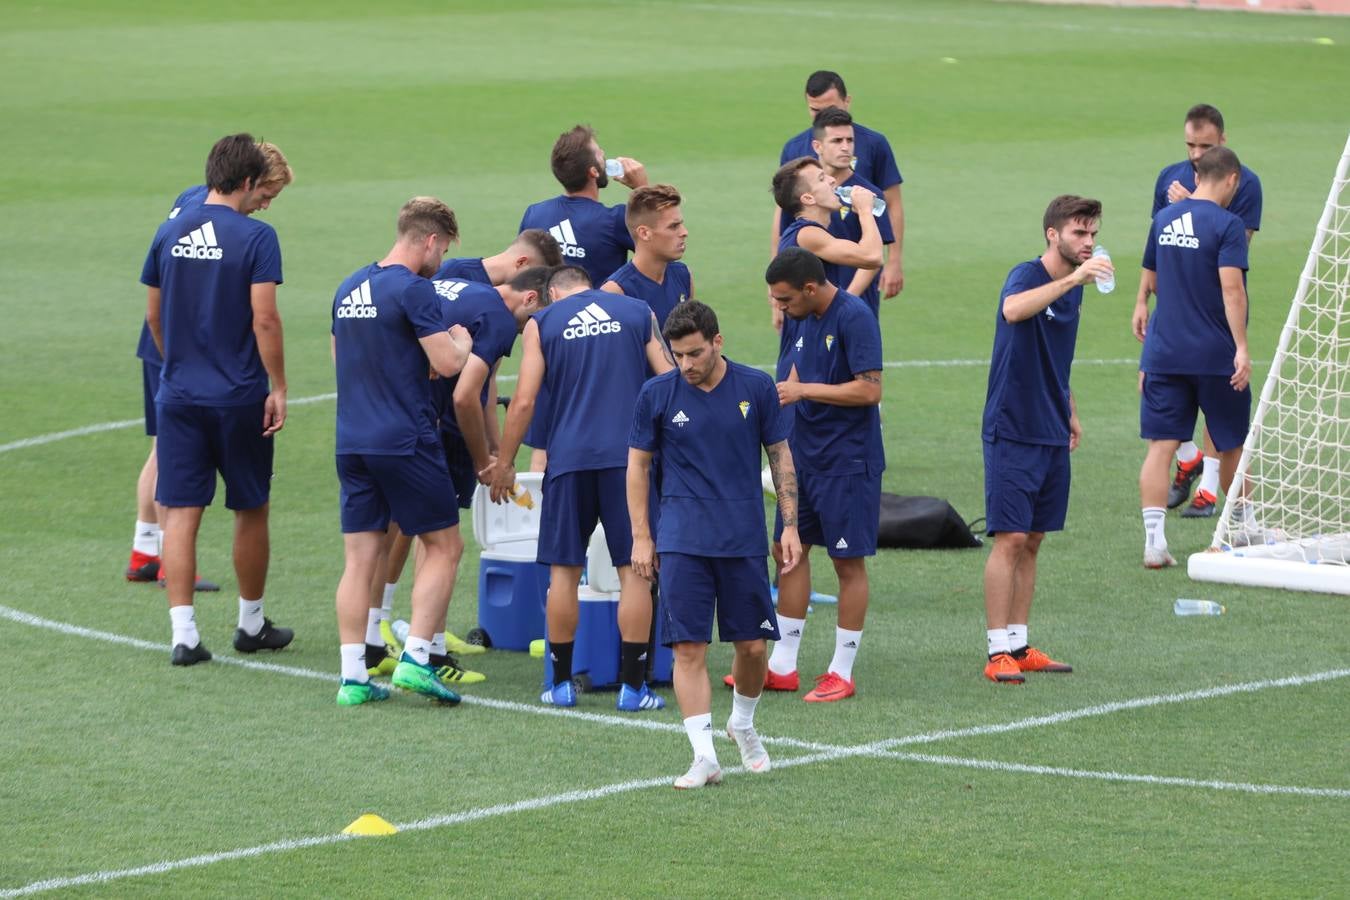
343;814;398;836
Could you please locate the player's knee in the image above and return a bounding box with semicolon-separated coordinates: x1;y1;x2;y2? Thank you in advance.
672;642;706;665
1025;532;1046;555
734;639;767;665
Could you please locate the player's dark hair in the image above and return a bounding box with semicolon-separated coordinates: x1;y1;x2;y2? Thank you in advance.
811;106;853;141
662;299;719;343
626;184;682;233
545;264;591;296
805;70;847;98
1185;103;1225;133
1042;195;1102;241
205;133;266;194
765;247;827;289
772;157;821;218
515;229;563;267
508;265;553;307
551;125;599;193
1195;146;1241;183
397;196;458;242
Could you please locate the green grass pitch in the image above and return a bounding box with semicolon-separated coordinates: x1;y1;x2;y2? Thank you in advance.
1;0;1348;895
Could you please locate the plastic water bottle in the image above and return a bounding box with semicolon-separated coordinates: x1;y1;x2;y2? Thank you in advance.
604;158;624;178
834;186;886;216
392;619;410;642
1174;598;1225;616
1092;245;1115;294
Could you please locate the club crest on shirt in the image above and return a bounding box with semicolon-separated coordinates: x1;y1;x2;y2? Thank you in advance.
850;156;858;170
825;334;835;351
738;400;750;419
794;336;804;351
678;293;687;304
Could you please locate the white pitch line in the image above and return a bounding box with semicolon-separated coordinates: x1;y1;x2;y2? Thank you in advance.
878;751;1350;799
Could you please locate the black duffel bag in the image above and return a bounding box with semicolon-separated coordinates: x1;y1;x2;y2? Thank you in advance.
877;493;983;549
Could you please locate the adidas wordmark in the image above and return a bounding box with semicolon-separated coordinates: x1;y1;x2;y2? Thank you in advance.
562;302;622;339
1158;211;1199;249
171;221;223;260
549;219;586;259
337;280;377;319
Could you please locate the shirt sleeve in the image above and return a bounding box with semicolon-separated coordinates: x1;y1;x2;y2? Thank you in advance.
758;373;792;446
842;304;883;376
1151;168;1169;218
612;204;635;252
998;262;1042;316
405;279;448;339
249;225;283;285
140;235;161;288
876;205;896;243
1217;216;1250;271
628;381;659;451
1141;219;1159;272
868;132;902;190
1230;174;1263;232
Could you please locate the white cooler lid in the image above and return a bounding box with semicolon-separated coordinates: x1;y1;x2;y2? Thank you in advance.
471;471;544;551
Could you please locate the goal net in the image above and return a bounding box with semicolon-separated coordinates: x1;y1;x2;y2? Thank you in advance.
1189;133;1350;596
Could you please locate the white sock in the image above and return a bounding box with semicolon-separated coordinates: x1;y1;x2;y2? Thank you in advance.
1143;507;1167;551
381;582;397;615
729;690;760;731
133;520;160;556
1198;457;1220;497
431;632;447;655
170;605;199;648
1175;441;1200;464
986;627;1010;657
340;643;368;682
828;627;862;681
1007;623;1028;653
404;635;432;665
683;713;718;764
768;614;805;675
238;597;264;636
365;609;383;645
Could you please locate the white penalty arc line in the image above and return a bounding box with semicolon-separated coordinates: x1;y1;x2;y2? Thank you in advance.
0;358;1165;455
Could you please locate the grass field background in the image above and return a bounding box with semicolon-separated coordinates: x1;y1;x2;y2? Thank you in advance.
1;1;1348;896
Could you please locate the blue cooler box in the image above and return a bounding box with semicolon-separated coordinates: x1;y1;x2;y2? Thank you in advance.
471;473;548;652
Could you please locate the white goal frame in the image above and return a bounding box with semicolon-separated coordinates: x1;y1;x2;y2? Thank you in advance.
1189;132;1350;596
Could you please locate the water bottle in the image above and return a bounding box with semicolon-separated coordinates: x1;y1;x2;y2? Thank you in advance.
604;158;624;178
1092;245;1115;294
392;619;410;642
834;186;886;216
1174;598;1225;616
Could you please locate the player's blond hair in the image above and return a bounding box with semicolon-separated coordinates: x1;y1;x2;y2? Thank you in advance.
257;141;294;190
626;184;682;235
397;196;458;242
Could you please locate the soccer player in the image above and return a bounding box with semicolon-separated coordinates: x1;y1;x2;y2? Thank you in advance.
759;248;883;703
772;70;905;300
770;157;882;331
810;106;896;318
628;300;801;788
981;195;1112;684
1136;147;1251;569
434;228;561;285
142;134;294;666
485;266;674;710
331;197;473;706
601;184;693;328
1149;104;1263;517
127;141;293;591
517;125;648;468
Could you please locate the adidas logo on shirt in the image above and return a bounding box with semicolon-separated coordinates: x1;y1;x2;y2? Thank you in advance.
1158;211;1200;249
671;410;690;426
548;219;586;259
760;619;774;631
433;280;468;302
562;301;622;339
171;221;223;260
835;537;849;550
336;280;377;319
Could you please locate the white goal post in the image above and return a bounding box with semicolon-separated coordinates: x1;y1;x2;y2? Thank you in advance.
1189;132;1350;596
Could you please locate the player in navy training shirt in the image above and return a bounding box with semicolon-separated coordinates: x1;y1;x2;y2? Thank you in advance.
601;184;693;328
772;70;905;299
769;157;881;332
1135;148;1251;569
762;249;883;704
331;197;473;706
980;196;1112;685
811;107;896;319
1144;104;1264;517
486;266;674;711
126;142;292;591
141;134;294;666
433;227;561;287
628;301;800;788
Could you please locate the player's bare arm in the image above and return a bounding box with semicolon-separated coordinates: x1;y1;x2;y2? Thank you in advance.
1003;259;1109;323
777;368;881;407
250;281;287;436
1220;266;1251;390
646;311;675;372
1133;267;1157;342
626;447;657;582
488;319;544;501
879;183;904;297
